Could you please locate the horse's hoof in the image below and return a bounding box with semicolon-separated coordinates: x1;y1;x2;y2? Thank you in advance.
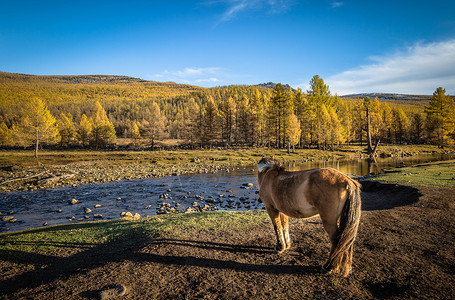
273;247;285;254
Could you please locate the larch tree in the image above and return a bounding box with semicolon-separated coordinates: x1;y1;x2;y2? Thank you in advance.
78;114;92;147
131;122;141;146
220;96;236;145
89;101;116;148
425;87;455;148
286;113;301;153
202;96;220;146
57;112;77;147
0;122;11;146
14;97;59;158
142;102;166;149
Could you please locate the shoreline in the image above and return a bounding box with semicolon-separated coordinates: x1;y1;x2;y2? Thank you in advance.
0;145;452;193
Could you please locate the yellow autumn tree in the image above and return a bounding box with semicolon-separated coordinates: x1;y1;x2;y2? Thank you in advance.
286;113;301;153
13;97;59;158
78;114;92;147
89;101;116;148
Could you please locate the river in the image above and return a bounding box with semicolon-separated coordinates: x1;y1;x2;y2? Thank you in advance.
1;153;453;233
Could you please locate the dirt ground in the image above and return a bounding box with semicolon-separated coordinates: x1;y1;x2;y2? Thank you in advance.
1;181;454;299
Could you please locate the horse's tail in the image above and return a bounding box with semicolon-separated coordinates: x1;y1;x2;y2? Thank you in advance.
325;179;362;277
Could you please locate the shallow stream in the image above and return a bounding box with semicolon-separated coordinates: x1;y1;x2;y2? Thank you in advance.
1;153;453;233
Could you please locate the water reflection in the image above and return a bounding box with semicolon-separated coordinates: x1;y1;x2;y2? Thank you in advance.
286;153;454;176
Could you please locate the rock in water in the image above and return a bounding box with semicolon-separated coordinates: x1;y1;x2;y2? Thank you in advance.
69;199;78;205
99;285;128;300
84;207;92;214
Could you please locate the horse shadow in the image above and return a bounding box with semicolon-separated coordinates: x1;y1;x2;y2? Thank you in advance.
0;223;322;297
359;180;422;211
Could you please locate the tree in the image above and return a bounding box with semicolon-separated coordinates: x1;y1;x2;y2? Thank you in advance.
268;84;293;148
392;108;409;144
131;122;141;146
78;114;92;147
14;97;59;158
220;96;236;144
89;101;116;148
411;112;425;143
425;87;455;148
142;102;166;149
57;113;77;147
307;75;331;106
0;122;12;146
286;113;301;153
202;96;220;146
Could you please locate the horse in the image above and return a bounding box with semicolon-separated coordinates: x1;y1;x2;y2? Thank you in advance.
257;157;361;277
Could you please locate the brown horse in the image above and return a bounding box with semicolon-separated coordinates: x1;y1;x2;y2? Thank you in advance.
257;157;361;277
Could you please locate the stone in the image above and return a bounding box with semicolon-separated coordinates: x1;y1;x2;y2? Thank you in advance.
99;285;128;300
69;198;78;205
2;216;14;222
133;213;140;220
192;201;198;207
84;207;92;214
42;222;48;226
93;214;103;219
57;209;63;213
8;211;14;215
8;218;17;223
94;204;102;208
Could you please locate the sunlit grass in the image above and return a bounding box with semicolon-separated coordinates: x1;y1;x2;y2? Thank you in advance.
371;159;455;187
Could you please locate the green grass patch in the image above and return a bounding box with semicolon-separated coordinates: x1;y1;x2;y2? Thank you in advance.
0;211;269;256
371;159;455;187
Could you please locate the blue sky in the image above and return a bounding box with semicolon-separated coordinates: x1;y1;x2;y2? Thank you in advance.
1;0;454;95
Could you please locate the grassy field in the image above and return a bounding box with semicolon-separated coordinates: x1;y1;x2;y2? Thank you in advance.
371;159;455;187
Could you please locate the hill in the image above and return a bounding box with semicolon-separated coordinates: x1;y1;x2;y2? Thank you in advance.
340;93;433;101
255;82;296;92
0;71;203;107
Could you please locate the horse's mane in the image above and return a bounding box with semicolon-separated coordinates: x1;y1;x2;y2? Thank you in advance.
270;159;286;172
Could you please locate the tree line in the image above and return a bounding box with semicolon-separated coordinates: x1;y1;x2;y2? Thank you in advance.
0;74;454;156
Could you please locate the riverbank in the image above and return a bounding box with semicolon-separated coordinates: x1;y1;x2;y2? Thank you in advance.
0;145;452;193
0;160;454;299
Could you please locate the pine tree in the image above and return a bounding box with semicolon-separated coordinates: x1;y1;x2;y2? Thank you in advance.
14;97;59;158
425;87;455;148
89;101;116;148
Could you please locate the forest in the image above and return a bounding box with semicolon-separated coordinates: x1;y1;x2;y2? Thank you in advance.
0;71;454;154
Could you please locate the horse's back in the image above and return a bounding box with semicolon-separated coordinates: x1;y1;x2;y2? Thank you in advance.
261;167;353;219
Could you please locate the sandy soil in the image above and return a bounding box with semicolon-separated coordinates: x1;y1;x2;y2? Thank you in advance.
0;181;454;299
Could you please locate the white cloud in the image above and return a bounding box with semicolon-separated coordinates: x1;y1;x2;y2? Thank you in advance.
326;39;455;95
331;2;344;8
209;0;295;23
153;67;223;86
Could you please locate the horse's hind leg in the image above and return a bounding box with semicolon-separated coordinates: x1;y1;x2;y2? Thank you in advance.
280;212;291;250
321;218;340;273
266;207;286;253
